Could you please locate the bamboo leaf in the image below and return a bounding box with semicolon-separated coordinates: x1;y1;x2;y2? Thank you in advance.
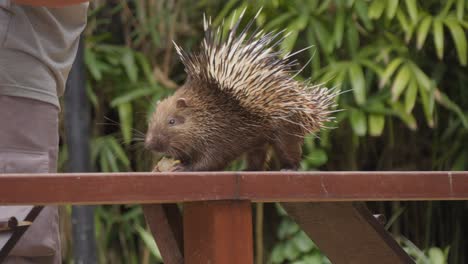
121;50;138;83
391;65;411;101
428;248;445;264
405;0;418;24
433;18;444;60
84;48;102;81
264;12;294;32
444;17;467;66
405;80;418;113
135;53;156;84
281;28;299;55
457;0;465;20
368;114;385;136
350;109;367;136
434;89;468;128
408;62;432;90
396;9;410;33
346;17;359;56
135;226;163;260
380;58;403;88
354;0;373;30
369;0;386;19
416;16;432;50
118;103;133;145
312;18;333;54
110;87;159;107
387;0;399;19
107;136;131;168
418;80;435;127
334;6;345;48
348;63;366;105
392;102;418;130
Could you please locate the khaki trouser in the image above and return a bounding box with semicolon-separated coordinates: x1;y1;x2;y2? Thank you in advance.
0;95;61;263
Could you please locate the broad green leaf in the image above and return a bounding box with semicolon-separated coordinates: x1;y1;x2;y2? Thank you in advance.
368;114;385;136
444;17;467;66
369;0;385;19
346;18;359;56
350;109;367;136
428;247;445;264
118;103;133;144
304;148;328;167
270;244;286;264
107;137;130;168
110;87;159;107
84;49;102;81
283;239;301;260
391;65;411;101
408;62;432;90
354;0;373;30
380;58;403;88
135;53;155;84
392;102;418;130
360;59;384;76
433;18;444;60
441;0;456;17
312;18;333;54
212;0;240;26
334;6;345;48
104;146;119;172
434;89;468;128
348;63;366;105
387;0;399;19
405;0;418;24
292;231;314;252
121;50;138;83
457;0;465;20
280;29;299;55
264;12;294;32
396;9;410;33
416;16;432;50
404;80;418;113
277;219;300;239
135;226;163;260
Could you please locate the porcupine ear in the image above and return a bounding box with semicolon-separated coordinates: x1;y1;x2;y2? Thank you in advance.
176;98;188;108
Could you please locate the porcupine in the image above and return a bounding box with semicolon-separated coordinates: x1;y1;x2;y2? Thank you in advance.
145;9;338;171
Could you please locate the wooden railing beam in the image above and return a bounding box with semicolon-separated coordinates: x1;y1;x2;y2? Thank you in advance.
0;172;467;205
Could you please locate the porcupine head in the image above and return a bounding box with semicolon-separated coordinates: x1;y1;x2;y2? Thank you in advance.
145;9;338;172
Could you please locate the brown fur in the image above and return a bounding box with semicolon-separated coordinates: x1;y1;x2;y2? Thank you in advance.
145;79;304;171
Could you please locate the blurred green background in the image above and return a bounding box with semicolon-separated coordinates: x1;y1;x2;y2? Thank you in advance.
58;0;468;263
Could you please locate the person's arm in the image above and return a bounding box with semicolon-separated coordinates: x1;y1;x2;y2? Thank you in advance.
13;0;88;7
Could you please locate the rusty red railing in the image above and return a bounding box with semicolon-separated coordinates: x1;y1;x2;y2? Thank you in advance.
1;171;467;264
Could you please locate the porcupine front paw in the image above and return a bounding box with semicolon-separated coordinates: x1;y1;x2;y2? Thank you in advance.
171;163;190;172
280;167;299;172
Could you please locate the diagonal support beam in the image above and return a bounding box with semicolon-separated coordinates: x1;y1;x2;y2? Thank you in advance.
281;202;414;264
143;204;184;264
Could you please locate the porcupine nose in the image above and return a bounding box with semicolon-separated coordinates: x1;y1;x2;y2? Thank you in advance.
145;134;167;152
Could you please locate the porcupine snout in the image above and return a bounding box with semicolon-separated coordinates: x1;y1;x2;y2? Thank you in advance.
144;133;169;152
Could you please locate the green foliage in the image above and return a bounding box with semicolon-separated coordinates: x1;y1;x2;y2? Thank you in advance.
269;205;331;264
58;0;468;263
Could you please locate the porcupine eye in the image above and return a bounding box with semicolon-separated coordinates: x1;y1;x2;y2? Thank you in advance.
168;118;176;125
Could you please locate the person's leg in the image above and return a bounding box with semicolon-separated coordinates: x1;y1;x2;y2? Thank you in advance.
0;95;61;264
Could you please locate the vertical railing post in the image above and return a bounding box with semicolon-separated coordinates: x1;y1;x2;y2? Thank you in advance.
183;200;253;264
